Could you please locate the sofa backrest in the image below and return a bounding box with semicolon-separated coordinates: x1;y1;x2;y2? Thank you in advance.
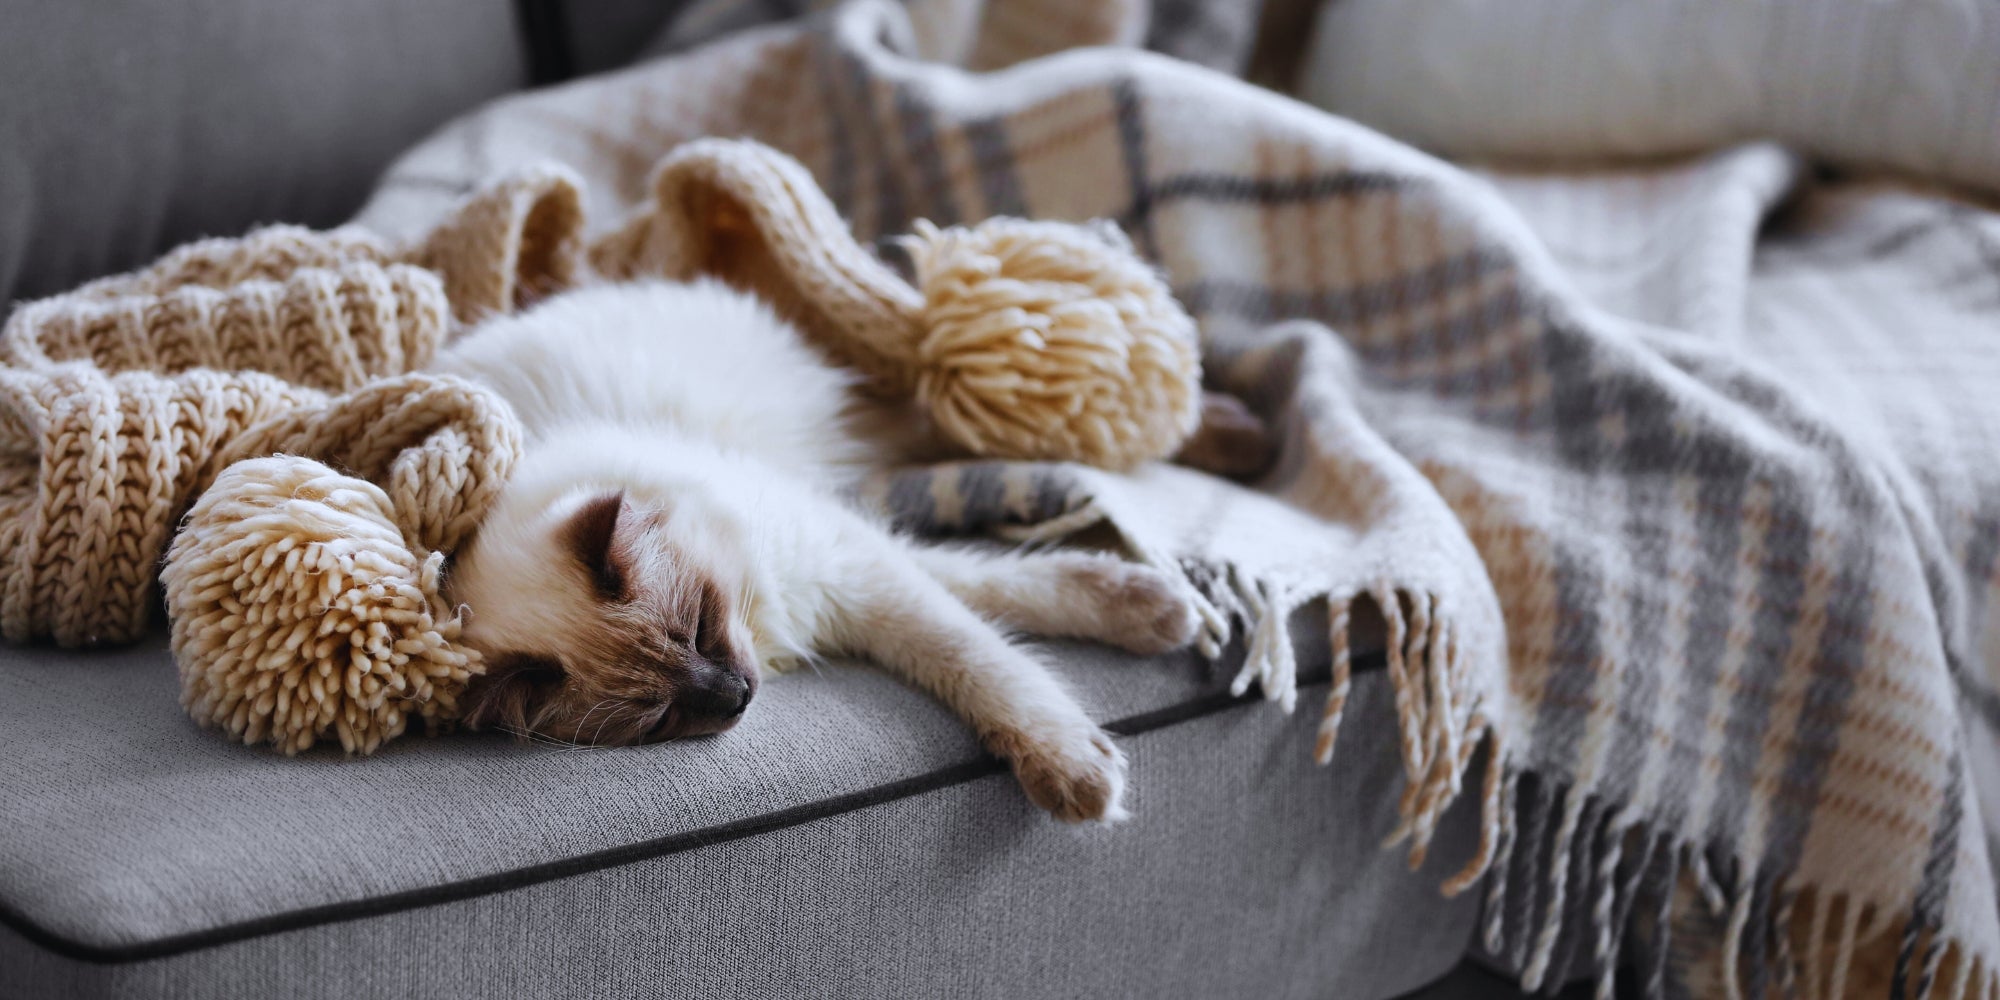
0;0;691;312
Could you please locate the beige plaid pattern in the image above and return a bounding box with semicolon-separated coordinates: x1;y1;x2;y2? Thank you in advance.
353;3;2000;996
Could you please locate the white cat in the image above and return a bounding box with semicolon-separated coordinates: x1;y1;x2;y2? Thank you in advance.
431;279;1201;822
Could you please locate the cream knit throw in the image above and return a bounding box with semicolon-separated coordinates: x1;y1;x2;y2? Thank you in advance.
0;160;598;651
0;261;445;647
163;370;520;755
0;175;565;751
0;365;315;647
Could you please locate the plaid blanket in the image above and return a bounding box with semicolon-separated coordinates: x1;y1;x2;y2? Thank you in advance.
354;2;2000;995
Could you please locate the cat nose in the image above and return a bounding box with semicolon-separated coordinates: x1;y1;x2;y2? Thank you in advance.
683;661;752;720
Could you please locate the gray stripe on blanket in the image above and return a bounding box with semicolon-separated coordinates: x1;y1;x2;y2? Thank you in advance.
879;463;1092;538
1525;321;1609;767
963;114;1028;218
954;463;1007;525
1709;484;1811;846
840;47;907;239
1900;749;1967;998
1112;77;1158;259
1759;529;1873;875
894;79;957;227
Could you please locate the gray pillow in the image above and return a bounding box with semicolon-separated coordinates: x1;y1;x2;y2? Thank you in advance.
1298;0;2000;196
0;0;527;309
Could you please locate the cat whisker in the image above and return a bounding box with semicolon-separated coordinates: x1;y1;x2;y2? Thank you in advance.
589;703;635;746
500;725;589;754
570;699;618;744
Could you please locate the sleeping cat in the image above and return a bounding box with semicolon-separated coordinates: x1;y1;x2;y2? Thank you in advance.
431;279;1201;822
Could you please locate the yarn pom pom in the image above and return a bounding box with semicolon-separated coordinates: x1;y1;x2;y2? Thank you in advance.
906;218;1202;470
162;456;481;755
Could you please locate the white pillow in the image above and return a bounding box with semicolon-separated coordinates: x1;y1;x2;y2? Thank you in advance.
1297;0;2000;194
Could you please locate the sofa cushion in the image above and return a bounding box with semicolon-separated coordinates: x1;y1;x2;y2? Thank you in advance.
1297;0;2000;197
0;612;1478;998
0;0;526;309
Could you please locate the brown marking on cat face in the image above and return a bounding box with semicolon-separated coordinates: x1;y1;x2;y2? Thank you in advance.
460;492;759;746
563;489;629;600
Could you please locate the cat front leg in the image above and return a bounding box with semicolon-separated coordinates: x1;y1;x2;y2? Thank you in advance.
821;543;1129;822
910;544;1199;655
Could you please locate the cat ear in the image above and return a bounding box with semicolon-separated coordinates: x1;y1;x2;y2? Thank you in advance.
562;490;628;600
460;652;565;733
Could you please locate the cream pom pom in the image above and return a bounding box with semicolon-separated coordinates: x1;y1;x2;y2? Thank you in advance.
161;456;479;755
905;218;1203;470
595;138;1206;470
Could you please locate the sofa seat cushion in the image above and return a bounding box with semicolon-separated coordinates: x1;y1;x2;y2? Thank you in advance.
0;615;1477;998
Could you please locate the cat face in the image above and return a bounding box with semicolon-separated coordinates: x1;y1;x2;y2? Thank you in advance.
450;489;760;746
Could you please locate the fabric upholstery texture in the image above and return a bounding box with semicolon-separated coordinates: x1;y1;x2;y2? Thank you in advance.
0;621;1476;999
1297;0;2000;196
0;0;525;309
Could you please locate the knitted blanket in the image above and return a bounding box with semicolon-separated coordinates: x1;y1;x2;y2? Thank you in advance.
185;0;2000;995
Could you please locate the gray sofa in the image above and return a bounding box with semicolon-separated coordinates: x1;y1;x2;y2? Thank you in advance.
0;3;1488;996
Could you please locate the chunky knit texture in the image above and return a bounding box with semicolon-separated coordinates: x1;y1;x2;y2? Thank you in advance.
0;366;318;647
208;373;519;556
0;254;458;649
3;262;443;386
0;210;528;752
904;217;1201;467
595;138;930;393
163;368;519;755
409;165;587;325
594;138;1203;469
0;175;591;636
164;455;485;756
65;224;398;301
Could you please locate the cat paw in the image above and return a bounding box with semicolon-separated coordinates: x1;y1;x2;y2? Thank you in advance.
1002;724;1129;823
1072;561;1201;655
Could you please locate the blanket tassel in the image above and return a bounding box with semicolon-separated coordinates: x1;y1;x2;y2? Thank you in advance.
1466;776;2000;1000
1178;564;1511;900
1188;565;2000;999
